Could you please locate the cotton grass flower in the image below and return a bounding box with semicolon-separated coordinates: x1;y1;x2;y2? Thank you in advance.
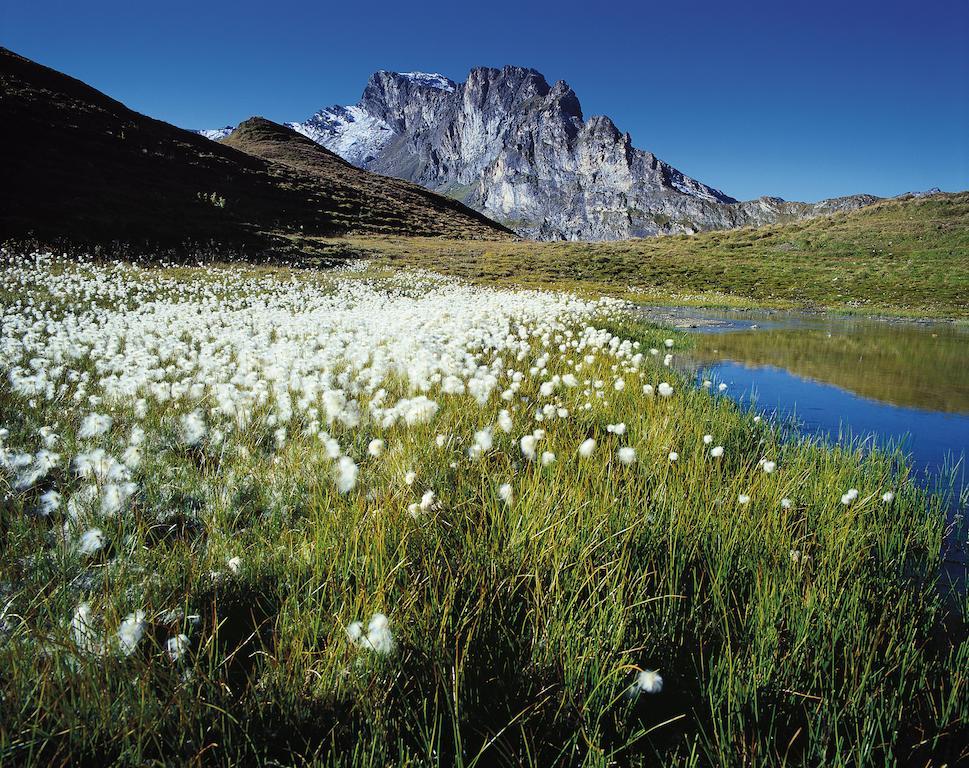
668;451;679;462
78;413;112;440
367;439;385;458
346;612;395;655
718;383;728;392
738;494;751;505
332;456;358;493
703;434;713;445
77;528;106;556
541;451;556;466
37;489;61;516
490;411;511;436
179;410;207;447
117;610;147;656
498;483;514;505
781;498;793;509
658;382;673;397
841;488;859;505
520;434;538;460
71;602;101;655
166;634;190;662
631;669;663;695
578;438;596;458
618;447;636;466
710;446;724;458
882;491;894;503
762;461;777;474
227;556;242;575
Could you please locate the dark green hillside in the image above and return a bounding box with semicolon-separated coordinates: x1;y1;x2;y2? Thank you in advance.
0;48;511;255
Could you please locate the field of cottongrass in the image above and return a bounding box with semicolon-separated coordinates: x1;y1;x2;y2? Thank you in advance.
0;251;966;766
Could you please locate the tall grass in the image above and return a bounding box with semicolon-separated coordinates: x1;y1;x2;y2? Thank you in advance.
0;261;965;766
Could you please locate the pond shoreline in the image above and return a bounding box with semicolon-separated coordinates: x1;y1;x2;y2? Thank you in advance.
633;302;967;328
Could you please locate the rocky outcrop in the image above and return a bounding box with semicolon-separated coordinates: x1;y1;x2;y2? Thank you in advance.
204;66;881;240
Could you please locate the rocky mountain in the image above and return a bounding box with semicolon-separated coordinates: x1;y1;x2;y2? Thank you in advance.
0;48;510;255
203;66;881;240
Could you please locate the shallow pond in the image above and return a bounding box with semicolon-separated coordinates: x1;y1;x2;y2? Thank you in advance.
642;306;969;506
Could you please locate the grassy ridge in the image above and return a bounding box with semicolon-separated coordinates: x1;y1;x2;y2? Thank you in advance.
316;193;969;318
0;262;965;766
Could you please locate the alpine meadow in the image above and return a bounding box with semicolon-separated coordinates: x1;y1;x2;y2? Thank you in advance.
1;3;967;766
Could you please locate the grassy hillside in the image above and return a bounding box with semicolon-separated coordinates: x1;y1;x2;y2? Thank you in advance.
0;49;510;256
318;193;969;317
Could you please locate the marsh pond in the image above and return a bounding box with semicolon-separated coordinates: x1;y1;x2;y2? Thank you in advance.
641;306;969;506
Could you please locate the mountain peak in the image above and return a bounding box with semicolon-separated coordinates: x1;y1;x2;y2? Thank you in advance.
395;71;456;92
198;63;883;240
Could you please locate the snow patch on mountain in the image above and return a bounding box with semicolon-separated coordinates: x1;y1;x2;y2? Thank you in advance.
197;126;233;140
287;106;396;166
398;72;456;92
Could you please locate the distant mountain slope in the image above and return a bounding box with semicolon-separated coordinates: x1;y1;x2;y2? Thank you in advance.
203;66;881;241
324;192;969;317
0;48;510;255
220;117;511;238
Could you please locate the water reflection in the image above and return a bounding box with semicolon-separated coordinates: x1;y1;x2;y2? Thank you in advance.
640;306;969;498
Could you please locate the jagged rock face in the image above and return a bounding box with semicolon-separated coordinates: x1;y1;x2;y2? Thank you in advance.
211;66;881;240
298;66;742;240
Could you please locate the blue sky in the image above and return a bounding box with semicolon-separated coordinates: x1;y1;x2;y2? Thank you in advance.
4;0;967;201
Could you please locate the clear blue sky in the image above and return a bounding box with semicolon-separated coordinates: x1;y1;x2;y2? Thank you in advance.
3;0;967;201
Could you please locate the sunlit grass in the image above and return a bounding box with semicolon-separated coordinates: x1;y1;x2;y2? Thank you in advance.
0;257;965;766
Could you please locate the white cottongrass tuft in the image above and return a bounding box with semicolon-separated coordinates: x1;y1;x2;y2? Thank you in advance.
642;384;654;396
882;491;894;503
179;410;207;447
762;461;777;474
38;489;61;515
738;494;751;505
78;413;112;440
334;456;358;493
497;410;513;433
606;422;626;435
404;470;417;486
227;556;242;575
710;446;724;458
718;383;728;392
703;434;713;445
658;382;674;398
420;489;436;512
541;451;556;466
117;610;147;656
841;488;859;505
367;439;385;458
781;498;793;509
668;451;679;462
348;613;395;655
71;602;101;655
631;669;664;695
578;438;596;458
469;428;493;460
77;528;106;556
618;447;636;466
166;634;191;662
498;483;514;506
520;434;538;461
